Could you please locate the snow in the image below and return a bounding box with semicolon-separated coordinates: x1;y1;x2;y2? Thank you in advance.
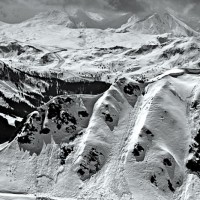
0;113;22;126
0;8;200;200
0;72;199;199
119;12;199;37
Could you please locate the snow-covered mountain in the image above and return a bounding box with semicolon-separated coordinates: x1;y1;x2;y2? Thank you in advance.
1;8;200;200
119;12;199;36
0;21;6;26
2;69;200;200
21;9;131;29
22;10;78;28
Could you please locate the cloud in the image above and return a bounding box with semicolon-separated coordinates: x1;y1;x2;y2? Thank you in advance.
108;0;200;16
38;0;114;10
183;3;196;15
0;0;41;23
0;0;200;23
109;0;148;13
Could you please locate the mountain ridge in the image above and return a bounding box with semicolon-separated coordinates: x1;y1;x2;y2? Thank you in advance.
119;11;199;36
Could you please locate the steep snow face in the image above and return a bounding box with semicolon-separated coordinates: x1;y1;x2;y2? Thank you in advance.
119;12;199;37
1;72;200;199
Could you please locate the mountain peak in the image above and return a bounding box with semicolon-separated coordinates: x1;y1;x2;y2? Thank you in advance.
119;11;199;37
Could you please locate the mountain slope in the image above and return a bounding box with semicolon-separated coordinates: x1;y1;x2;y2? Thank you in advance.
0;34;200;142
1;8;200;200
119;12;199;36
1;71;200;199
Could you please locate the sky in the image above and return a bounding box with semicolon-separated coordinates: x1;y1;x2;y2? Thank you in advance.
0;0;200;23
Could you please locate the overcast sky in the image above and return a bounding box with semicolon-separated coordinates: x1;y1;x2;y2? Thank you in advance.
0;0;200;23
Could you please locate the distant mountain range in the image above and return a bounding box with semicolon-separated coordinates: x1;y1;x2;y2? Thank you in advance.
119;12;200;36
11;9;198;37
